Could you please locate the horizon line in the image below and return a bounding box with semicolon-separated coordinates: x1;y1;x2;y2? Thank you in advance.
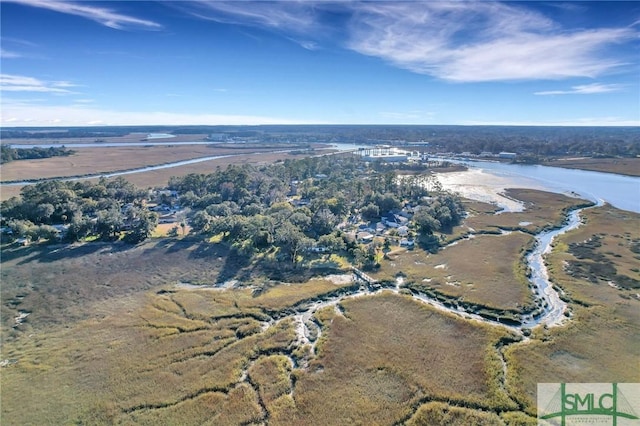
2;123;639;129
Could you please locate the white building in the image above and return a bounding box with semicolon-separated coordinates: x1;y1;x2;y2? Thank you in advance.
359;146;409;163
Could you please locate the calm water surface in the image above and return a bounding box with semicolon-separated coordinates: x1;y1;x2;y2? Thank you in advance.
434;157;640;213
3;143;639;213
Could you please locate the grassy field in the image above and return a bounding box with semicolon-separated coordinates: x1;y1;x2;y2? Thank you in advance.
119;150;324;190
0;143;326;183
1;145;235;182
1;190;637;425
0;147;331;201
1;133;210;145
504;204;640;414
377;232;535;311
1;287;520;425
369;189;588;314
287;293;519;425
545;156;640;177
0;233;522;425
463;189;593;235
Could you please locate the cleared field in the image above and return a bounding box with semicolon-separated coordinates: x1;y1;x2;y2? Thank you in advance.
546;156;640;177
0;185;22;200
119;150;318;190
1;145;226;181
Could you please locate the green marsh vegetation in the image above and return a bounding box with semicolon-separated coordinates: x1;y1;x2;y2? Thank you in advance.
1;153;638;425
504;204;640;415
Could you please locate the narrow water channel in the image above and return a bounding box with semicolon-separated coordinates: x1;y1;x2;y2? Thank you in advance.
187;203;593;350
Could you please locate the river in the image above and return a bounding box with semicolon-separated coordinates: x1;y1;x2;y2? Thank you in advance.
1;143;360;186
4;144;638;214
183;201;591;355
433;157;640;213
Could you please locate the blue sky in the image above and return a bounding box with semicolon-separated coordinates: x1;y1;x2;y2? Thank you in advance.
1;0;639;126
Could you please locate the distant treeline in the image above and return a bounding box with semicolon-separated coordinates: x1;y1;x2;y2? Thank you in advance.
1;145;75;164
0;128;129;139
2;125;638;157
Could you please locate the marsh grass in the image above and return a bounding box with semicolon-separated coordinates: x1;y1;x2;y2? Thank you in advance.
2;288;518;425
504;305;640;415
461;189;592;235
371;232;535;311
505;204;640;414
406;401;504;425
0;144;319;183
546;157;640;177
287;293;517;425
2;194;637;425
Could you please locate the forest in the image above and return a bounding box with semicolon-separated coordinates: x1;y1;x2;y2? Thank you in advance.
1;154;464;268
0;145;75;164
3;125;638;158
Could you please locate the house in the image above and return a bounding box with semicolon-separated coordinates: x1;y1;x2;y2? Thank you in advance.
397;225;409;237
52;224;70;239
360;146;409;163
400;238;415;248
499;152;517;159
382;216;399;228
15;237;30;246
358;223;376;233
383;214;408;228
290;198;310;207
207;133;228;141
357;231;375;243
158;213;177;224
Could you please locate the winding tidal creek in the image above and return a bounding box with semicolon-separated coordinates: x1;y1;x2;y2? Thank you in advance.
222;203;595;359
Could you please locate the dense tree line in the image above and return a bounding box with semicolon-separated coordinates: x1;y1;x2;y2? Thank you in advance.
169;155;463;266
1;128;129;139
4;125;637;158
1;153;464;264
1;145;75;164
1;177;157;243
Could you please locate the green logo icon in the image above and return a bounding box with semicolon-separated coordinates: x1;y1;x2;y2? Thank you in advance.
538;383;639;425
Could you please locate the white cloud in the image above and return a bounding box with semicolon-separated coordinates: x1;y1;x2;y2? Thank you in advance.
52;81;79;88
178;1;637;82
346;2;636;82
534;83;625;96
182;0;317;32
0;74;77;93
175;1;331;49
0;102;310;126
1;48;22;59
5;0;161;30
